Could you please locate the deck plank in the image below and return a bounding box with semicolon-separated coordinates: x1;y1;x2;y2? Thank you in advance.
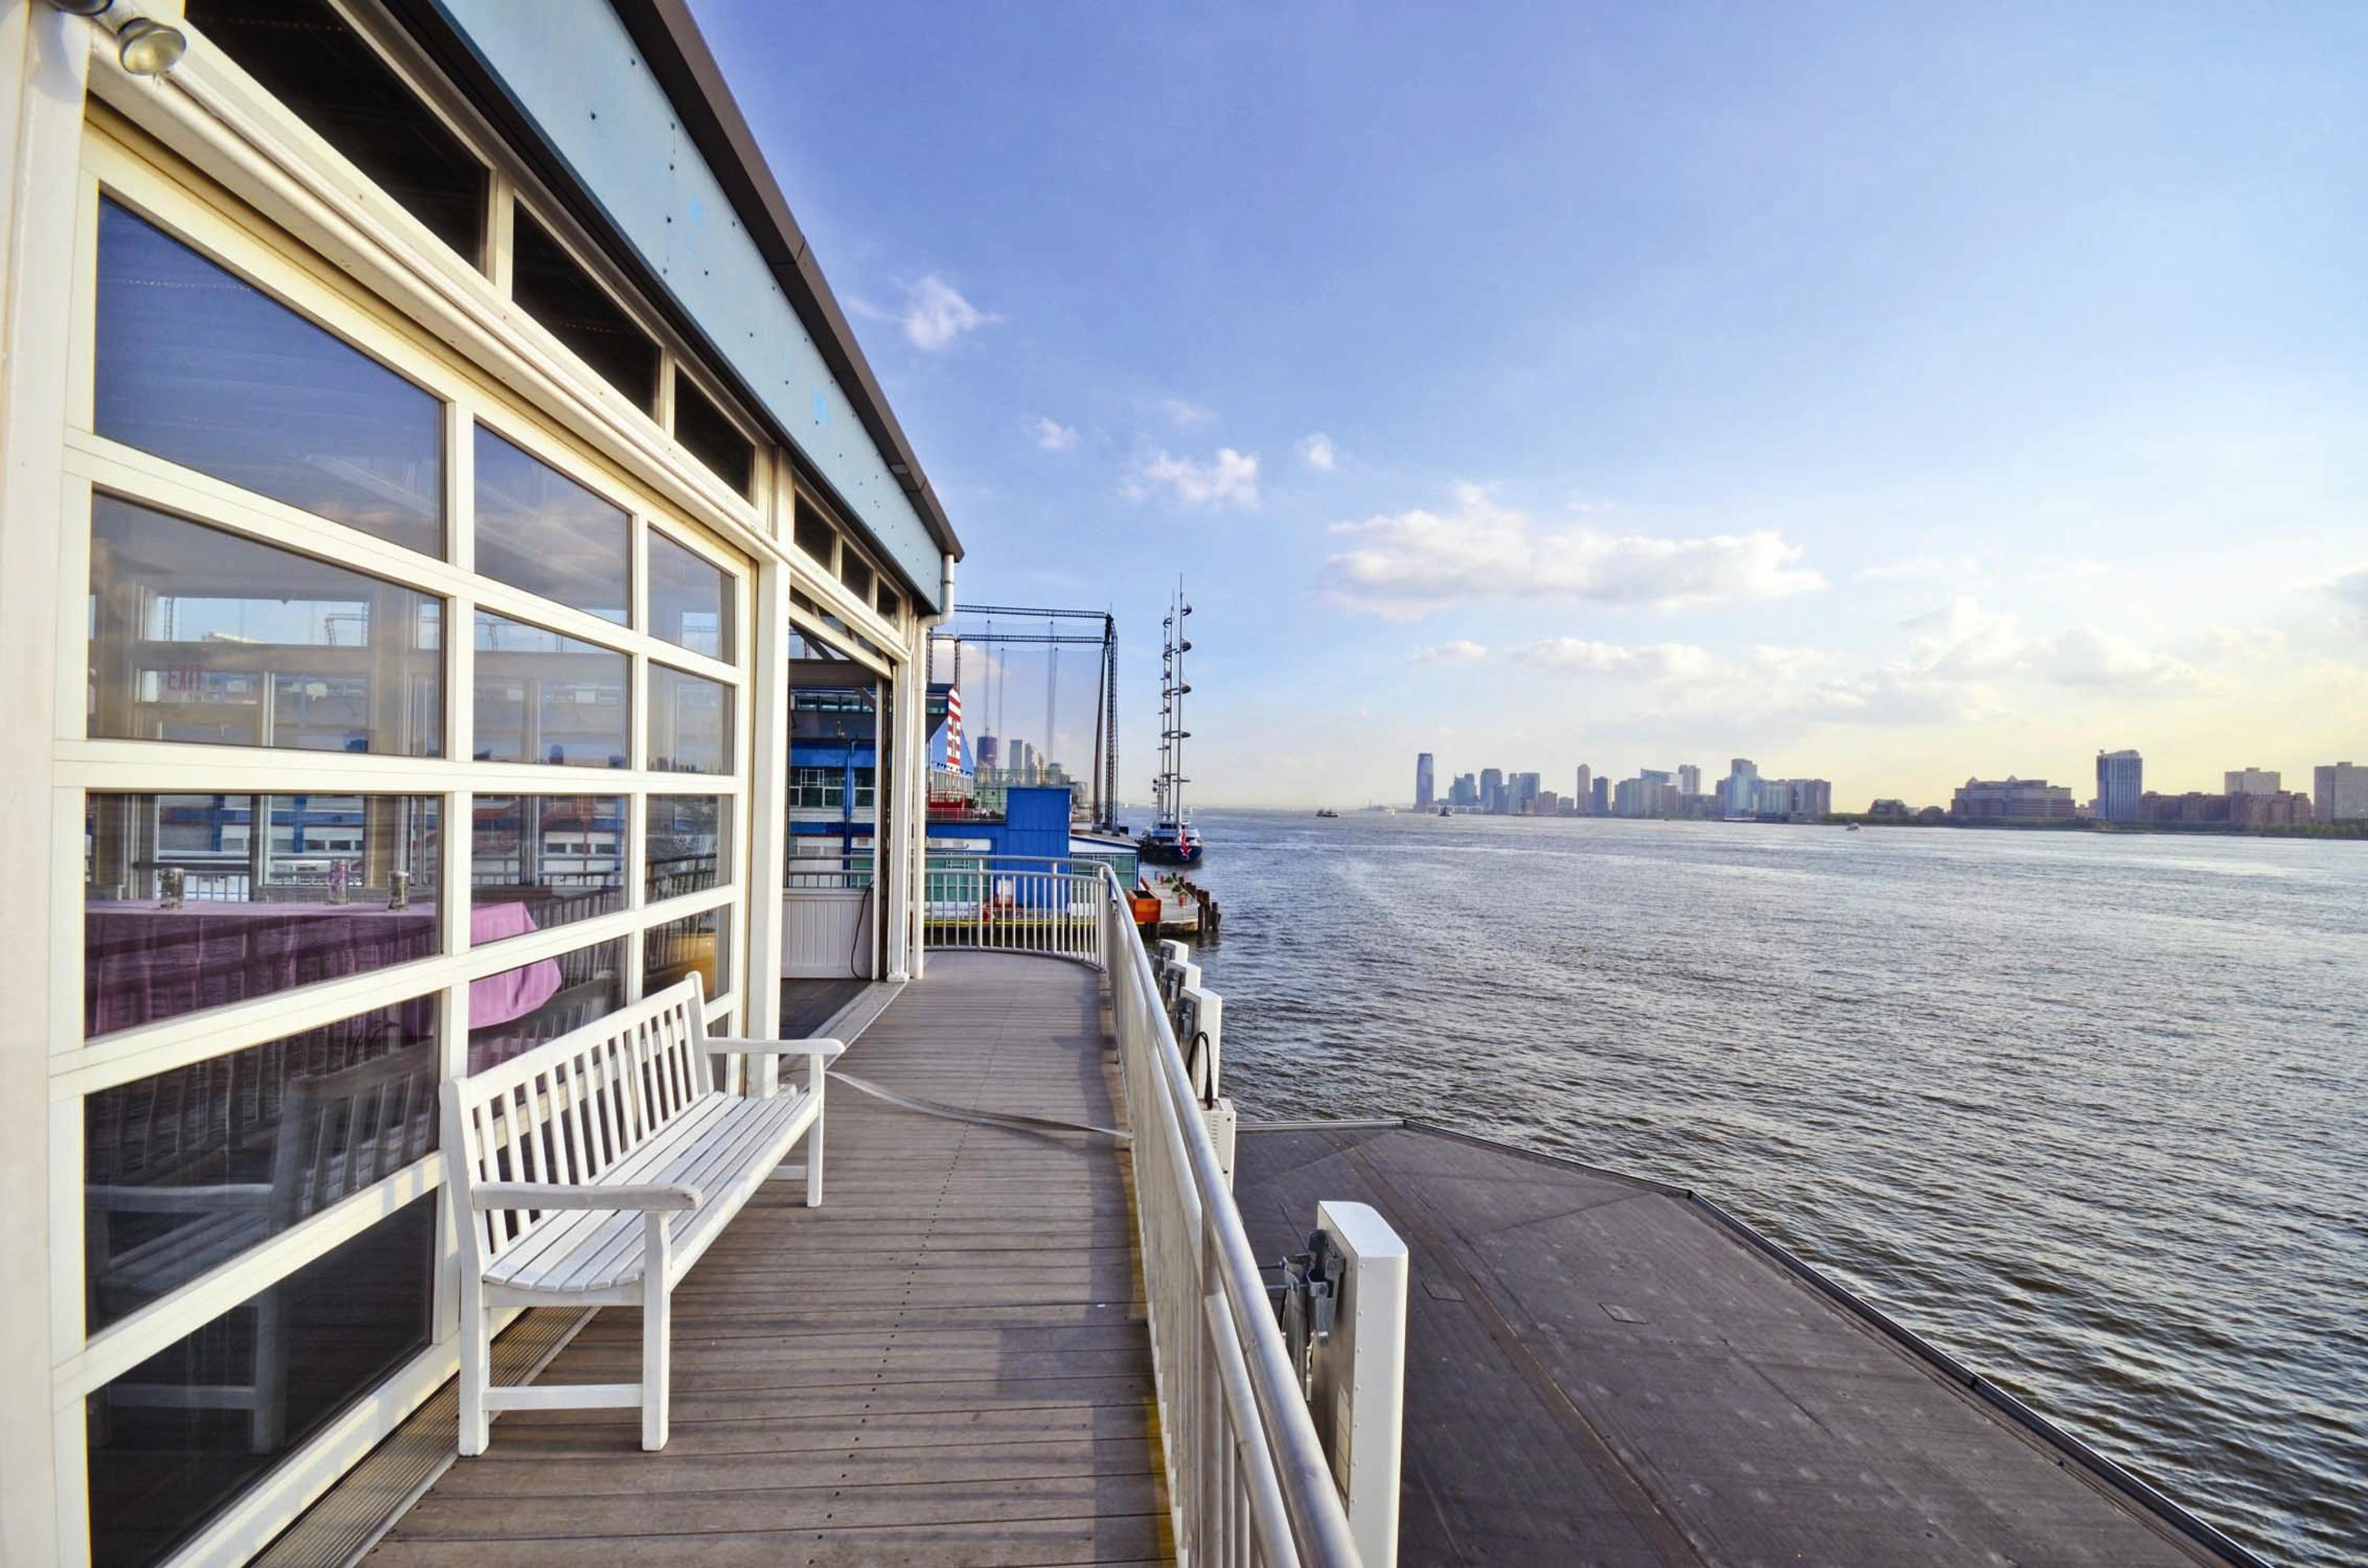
371;953;1172;1567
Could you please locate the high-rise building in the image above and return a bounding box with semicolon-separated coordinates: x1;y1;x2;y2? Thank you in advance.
1450;773;1479;809
2224;766;2280;796
1536;790;1561;817
1678;763;1702;797
1480;767;1505;814
1574;764;1593;814
1720;759;1759;819
1414;752;1436;810
975;734;1000;771
2096;750;2143;822
1591;776;1610;815
2316;762;2368;822
1512;772;1542;814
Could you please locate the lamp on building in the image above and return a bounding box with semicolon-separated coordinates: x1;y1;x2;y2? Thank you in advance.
41;1;189;77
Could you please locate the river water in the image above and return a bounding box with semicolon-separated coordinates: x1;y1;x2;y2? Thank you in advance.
1167;809;2365;1563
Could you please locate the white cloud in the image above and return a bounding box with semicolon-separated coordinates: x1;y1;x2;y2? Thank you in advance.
2332;567;2368;629
1412;639;1488;664
1509;638;1720;679
1857;553;1980;584
2029;624;2201;691
2027;558;2114;588
1125;448;1261;510
1032;417;1079;452
1157;396;1216;428
901;275;996;350
1322;485;1824;619
1298;432;1336;471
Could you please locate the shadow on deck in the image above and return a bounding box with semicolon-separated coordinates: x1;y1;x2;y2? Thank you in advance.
368;952;1172;1568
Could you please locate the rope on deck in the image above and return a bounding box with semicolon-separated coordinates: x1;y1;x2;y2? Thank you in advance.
829;1068;1133;1145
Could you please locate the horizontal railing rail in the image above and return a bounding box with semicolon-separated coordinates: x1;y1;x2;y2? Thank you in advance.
916;862;1359;1565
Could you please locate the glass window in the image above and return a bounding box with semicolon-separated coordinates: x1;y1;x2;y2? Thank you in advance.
86;1195;434;1568
473;426;629;623
647;795;728;900
466;937;623;1072
182;0;487;263
89;499;444;757
95;200;443;556
792;500;835;567
645;906;729;1001
509;208;658;411
647;530;733;661
472;612;628;768
876;581;903;623
470;796;625;938
672;375;754;496
85;792;440;1037
838;548;875;604
84;997;438;1330
647;664;731;776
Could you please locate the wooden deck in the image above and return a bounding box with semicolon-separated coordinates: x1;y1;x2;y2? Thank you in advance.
369;952;1172;1567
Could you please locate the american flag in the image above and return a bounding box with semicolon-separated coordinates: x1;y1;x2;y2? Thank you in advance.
942;687;965;771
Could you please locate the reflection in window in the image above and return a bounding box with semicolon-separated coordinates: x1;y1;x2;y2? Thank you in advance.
84;997;437;1330
470;795;625;938
85;1195;434;1568
510;208;658;411
88;498;443;756
95;200;443;556
789;765;875;810
673;375;754;496
648;664;731;775
645;906;729;1001
474;426;629;623
648;529;733;661
472;612;628;768
182;0;488;262
84;792;440;1037
647;795;727;900
466;937;623;1072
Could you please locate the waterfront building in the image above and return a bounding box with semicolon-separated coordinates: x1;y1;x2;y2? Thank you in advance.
1721;758;1759;818
1536;789;1561;816
1952;777;2079;821
2224;766;2280;796
1415;751;1437;809
1613;777;1650;817
0;6;971;1558
1868;798;1913;818
2096;750;2144;823
2229;790;2316;828
1512;771;1542;815
1451;771;1480;808
1481;766;1506;814
1574;763;1593;814
2314;762;2368;822
1677;763;1702;797
1591;774;1611;815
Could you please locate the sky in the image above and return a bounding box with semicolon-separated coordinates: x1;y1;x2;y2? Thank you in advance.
692;0;2368;809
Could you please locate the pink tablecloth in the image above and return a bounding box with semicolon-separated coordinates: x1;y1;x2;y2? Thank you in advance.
84;899;568;1038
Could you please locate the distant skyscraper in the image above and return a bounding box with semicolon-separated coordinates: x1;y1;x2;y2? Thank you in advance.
976;734;1000;771
1450;773;1478;808
2316;762;2368;822
1591;776;1609;815
1678;763;1702;797
2224;766;2280;796
1512;772;1542;814
1480;767;1505;814
1415;752;1436;810
1721;758;1759;818
2096;749;2143;823
1575;764;1593;815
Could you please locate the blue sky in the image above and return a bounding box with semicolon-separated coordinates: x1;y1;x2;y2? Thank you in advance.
693;0;2368;807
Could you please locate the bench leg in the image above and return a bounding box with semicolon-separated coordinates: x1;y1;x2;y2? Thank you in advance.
458;1269;489;1457
806;1061;827;1207
642;1215;672;1451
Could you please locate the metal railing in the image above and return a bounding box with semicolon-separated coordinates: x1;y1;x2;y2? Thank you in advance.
918;860;1361;1566
923;857;1105;967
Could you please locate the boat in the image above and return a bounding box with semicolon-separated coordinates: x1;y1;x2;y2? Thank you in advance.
1439;806;1452;817
1137;585;1205;866
1315;807;1339;818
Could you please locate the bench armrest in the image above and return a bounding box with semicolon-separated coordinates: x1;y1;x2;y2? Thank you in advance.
467;1182;701;1213
704;1035;845;1063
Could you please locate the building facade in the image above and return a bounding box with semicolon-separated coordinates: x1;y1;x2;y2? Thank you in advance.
1952;778;2078;820
1450;771;1478;809
1720;758;1758;818
2224;766;2280;796
1414;751;1435;810
1574;763;1592;814
2315;762;2368;823
2096;750;2144;822
1479;766;1504;814
0;5;961;1562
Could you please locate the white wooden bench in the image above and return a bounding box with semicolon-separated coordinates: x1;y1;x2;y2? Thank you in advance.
440;975;842;1454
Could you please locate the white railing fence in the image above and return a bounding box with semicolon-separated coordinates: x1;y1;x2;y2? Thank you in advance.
924;861;1105;966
